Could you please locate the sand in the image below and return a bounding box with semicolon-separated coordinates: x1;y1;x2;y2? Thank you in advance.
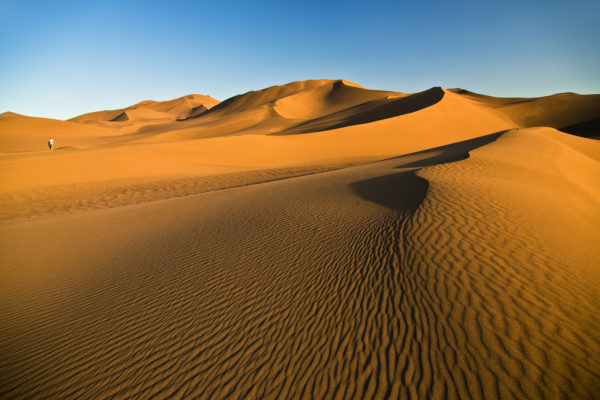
1;80;599;399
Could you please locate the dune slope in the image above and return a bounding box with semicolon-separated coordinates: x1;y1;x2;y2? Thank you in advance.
449;88;600;137
5;80;597;154
404;128;600;398
1;128;598;399
69;94;220;132
0;112;118;153
0;84;515;195
122;79;404;140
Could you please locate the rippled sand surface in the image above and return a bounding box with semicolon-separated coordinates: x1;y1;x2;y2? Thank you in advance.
2;80;599;398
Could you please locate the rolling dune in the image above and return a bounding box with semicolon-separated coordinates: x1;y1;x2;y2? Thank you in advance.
449;88;600;137
1;80;599;399
70;94;219;127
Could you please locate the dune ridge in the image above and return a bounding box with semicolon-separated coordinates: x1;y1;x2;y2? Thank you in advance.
0;164;349;224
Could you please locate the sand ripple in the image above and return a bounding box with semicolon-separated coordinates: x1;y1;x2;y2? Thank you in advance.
1;129;599;399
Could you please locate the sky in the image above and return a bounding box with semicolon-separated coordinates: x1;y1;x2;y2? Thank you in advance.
1;0;599;120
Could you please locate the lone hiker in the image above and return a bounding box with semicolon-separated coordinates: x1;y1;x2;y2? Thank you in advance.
48;136;54;150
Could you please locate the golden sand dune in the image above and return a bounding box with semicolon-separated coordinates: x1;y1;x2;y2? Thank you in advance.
4;80;598;153
449;88;600;137
0;81;515;193
115;79;404;141
70;94;219;128
1;80;599;399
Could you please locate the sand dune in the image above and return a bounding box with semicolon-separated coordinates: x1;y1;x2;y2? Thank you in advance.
62;80;599;145
70;94;219;126
1;80;599;399
0;81;515;193
449;88;600;137
117;79;404;140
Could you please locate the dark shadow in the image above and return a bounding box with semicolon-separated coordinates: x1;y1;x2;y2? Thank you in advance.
352;172;429;212
559;117;600;139
448;88;538;105
393;131;506;169
110;111;129;122
275;87;445;135
351;131;507;212
55;146;79;151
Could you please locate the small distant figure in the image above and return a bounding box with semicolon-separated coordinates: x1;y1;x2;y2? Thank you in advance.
48;136;54;150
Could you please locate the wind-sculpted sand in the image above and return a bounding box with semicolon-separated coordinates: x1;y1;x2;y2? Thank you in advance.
0;165;349;223
400;128;600;398
1;80;599;399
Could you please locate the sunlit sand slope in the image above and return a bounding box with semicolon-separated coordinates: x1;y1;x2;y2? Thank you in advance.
0;165;347;223
69;94;219;128
449;88;600;137
0;112;117;152
3;80;597;157
116;79;407;140
1;128;598;399
403;127;600;398
0;85;513;195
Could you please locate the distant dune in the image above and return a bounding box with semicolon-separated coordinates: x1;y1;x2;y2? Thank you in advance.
1;80;599;399
447;88;600;137
69;94;219;126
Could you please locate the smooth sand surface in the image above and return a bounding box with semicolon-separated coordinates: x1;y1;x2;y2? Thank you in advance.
1;80;599;399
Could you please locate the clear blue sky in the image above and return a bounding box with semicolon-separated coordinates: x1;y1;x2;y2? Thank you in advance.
1;0;599;120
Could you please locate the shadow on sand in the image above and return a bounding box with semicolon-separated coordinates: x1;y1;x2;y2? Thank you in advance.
277;87;445;135
559;117;600;139
352;171;429;213
351;131;506;212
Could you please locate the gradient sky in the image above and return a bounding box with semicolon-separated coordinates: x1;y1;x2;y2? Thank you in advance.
1;0;599;120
